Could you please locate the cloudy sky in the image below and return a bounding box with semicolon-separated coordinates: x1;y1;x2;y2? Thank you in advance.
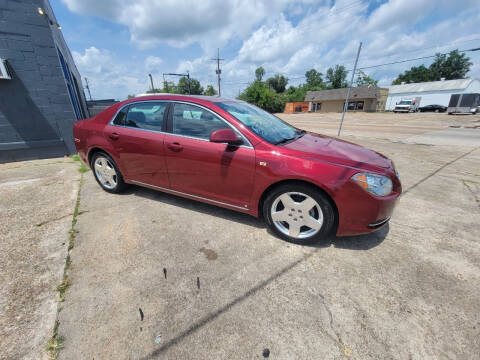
51;0;480;100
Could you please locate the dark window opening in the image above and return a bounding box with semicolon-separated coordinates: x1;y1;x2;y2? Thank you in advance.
172;103;230;140
125;102;167;131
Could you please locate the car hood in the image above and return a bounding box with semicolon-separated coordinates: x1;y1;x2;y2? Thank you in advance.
283;132;393;171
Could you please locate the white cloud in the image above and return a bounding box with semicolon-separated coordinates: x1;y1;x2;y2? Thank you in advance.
66;0;480;99
72;46;148;99
144;56;163;72
62;0;298;51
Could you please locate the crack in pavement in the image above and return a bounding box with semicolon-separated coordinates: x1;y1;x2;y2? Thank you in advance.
403;147;479;195
462;180;480;210
316;291;349;357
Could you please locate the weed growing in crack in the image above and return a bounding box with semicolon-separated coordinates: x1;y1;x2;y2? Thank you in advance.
46;171;84;359
46;320;64;359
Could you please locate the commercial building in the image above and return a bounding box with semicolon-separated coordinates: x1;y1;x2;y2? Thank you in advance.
87;99;119;117
0;0;88;163
305;86;388;113
385;78;480;110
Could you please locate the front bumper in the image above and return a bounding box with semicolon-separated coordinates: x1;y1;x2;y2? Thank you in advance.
334;179;401;236
368;216;391;229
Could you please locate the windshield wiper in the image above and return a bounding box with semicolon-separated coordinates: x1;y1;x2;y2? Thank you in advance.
275;130;306;145
275;137;296;145
296;129;306;137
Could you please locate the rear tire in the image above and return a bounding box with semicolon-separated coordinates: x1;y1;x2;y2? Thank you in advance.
263;183;335;245
91;152;127;193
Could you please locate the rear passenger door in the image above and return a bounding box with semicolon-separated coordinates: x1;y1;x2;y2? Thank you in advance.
105;101;170;187
163;102;255;209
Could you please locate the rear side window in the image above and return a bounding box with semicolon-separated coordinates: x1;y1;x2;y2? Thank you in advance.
125;102;167;131
113;106;128;125
172;103;229;140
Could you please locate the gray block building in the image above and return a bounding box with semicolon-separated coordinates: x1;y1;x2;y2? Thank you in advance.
0;0;88;163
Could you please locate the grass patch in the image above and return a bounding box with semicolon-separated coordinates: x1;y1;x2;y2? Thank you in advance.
56;275;70;302
70;154;90;173
46;173;84;358
46;320;64;359
78;163;89;173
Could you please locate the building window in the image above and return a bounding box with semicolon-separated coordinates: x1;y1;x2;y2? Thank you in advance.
347;101;364;110
57;48;83;120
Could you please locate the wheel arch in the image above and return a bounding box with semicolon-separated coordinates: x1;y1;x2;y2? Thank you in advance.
87;147;113;167
257;179;339;229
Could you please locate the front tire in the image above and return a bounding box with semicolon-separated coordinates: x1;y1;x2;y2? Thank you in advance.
91;152;127;193
263;183;335;244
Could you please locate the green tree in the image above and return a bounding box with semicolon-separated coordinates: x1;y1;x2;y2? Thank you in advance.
266;74;288;93
392;65;432;85
392;49;472;85
177;77;204;95
127;94;136;99
429;49;472;80
255;66;266;81
161;81;177;93
146;88;163;94
326;65;348;88
203;85;217;96
285;85;308;102
238;81;285;113
305;69;325;89
356;70;378;86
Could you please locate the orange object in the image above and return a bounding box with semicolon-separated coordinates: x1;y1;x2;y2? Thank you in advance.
284;102;309;113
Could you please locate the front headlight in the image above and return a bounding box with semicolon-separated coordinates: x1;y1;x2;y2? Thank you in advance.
352;172;393;196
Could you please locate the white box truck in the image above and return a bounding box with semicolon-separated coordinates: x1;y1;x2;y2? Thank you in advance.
393;97;421;113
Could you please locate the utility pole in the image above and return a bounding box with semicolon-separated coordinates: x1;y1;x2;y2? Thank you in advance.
163;73;168;92
84;77;92;101
148;74;155;91
211;48;224;96
338;42;362;137
186;70;191;94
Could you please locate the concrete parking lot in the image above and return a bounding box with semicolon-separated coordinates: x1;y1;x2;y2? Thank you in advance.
1;112;479;359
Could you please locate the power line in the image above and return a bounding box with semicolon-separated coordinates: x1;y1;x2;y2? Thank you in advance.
220;44;480;87
356;47;480;71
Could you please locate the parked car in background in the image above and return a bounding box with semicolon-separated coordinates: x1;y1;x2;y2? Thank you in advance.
73;95;401;244
394;97;421;113
418;104;447;113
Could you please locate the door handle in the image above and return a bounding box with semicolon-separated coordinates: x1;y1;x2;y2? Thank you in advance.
109;132;120;140
167;142;183;152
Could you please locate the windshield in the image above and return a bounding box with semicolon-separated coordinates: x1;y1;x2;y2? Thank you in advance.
398;101;412;105
216;101;299;144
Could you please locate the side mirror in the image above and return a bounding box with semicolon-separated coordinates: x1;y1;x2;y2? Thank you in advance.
210;129;243;146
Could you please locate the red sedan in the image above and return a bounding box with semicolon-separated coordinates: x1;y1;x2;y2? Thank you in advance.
73;95;401;244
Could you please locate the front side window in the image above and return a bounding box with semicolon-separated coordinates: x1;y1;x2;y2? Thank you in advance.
125;102;167;131
216;101;299;145
172;103;230;140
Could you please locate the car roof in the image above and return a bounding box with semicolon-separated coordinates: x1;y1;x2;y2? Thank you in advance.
132;93;238;103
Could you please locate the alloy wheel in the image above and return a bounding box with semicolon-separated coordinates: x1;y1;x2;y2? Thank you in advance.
94;156;118;190
270;192;324;239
